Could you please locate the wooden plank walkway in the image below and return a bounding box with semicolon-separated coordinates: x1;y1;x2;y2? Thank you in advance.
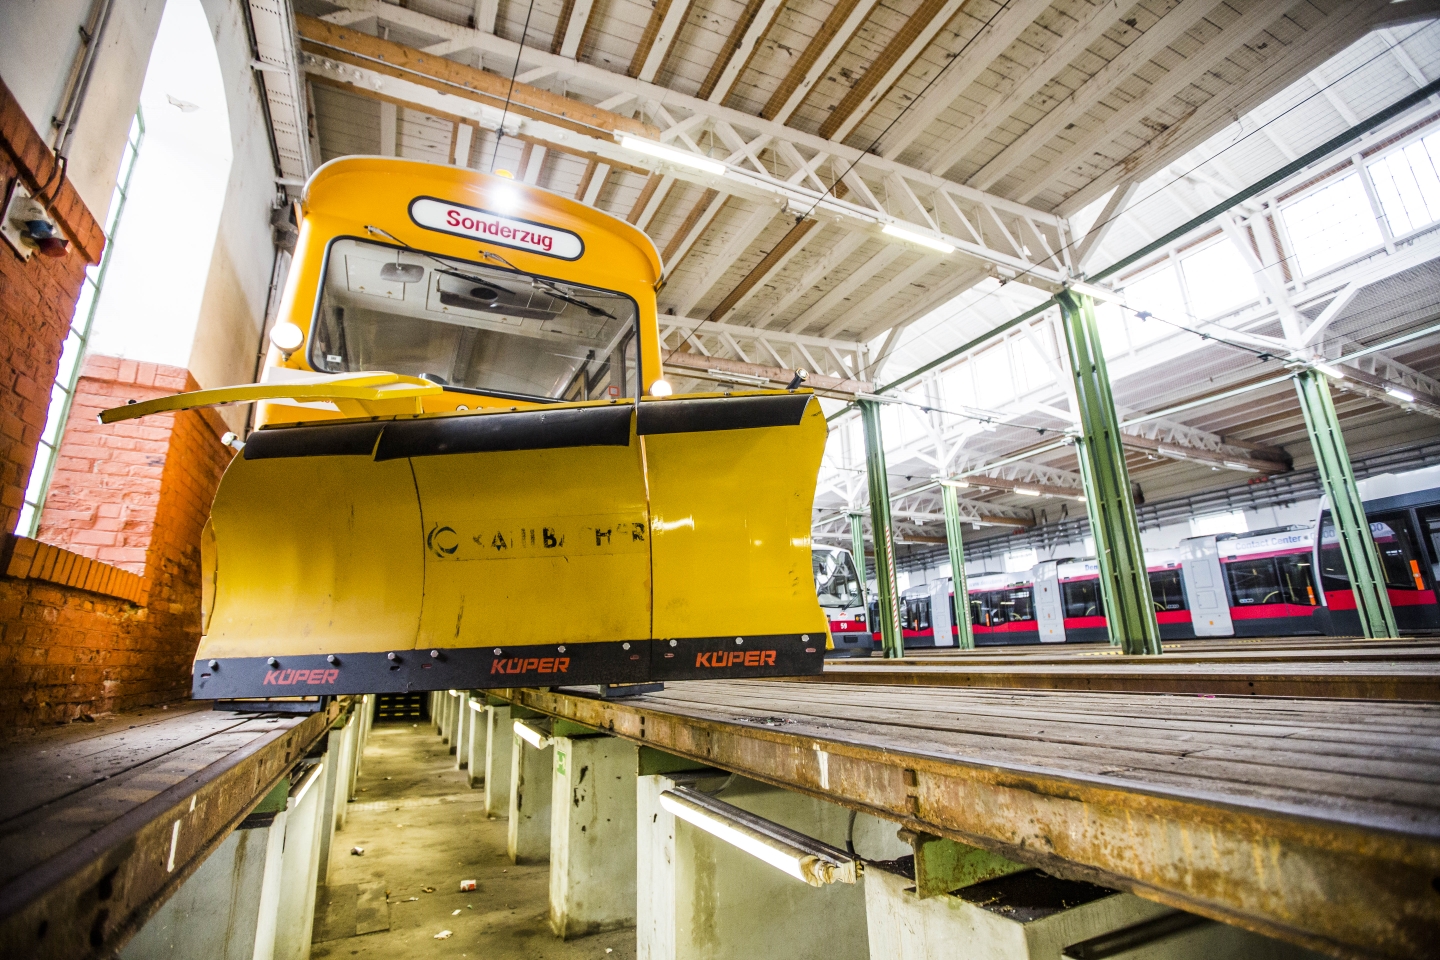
0;701;336;960
818;639;1440;699
500;680;1440;960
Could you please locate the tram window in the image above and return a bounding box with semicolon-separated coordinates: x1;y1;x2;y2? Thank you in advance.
1371;514;1428;591
970;597;990;627
1149;569;1186;611
1225;558;1281;606
903;598;931;631
1420;507;1440;584
1005;588;1034;622
1062;580;1100;618
1324;515;1430;591
312;237;640;402
1275;554;1318;605
813;550;863;609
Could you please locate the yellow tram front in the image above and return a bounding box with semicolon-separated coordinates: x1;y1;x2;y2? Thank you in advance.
102;156;830;698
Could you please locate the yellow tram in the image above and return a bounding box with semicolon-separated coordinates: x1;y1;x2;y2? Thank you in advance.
102;157;830;698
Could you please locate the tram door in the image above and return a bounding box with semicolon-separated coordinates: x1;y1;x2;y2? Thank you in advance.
1180;536;1234;637
1033;561;1065;642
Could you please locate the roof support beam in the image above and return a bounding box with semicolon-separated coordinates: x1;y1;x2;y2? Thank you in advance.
924;0;1121;177
787;246;904;334
699;0;785;104
666;202;780;316
819;0;967;143
553;0;596;59
880;0;1053;161
630;0;694;82
1014;0;1313;205
754;232;870;329
763;0;881;123
1073;181;1138;273
968;0;1225;192
707;219;821;323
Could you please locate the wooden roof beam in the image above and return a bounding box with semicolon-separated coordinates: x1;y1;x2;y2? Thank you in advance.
698;0;787;105
880;0;1053;162
628;0;694;82
818;0;968;143
762;0;882;123
967;0;1226;193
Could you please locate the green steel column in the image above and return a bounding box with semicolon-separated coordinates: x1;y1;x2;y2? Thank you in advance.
859;400;904;659
1294;369;1397;638
1056;290;1161;656
939;483;975;649
848;512;869;612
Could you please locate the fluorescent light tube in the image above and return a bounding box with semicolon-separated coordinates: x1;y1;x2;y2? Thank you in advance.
1012;486;1041;496
1313;362;1345;380
658;789;856;886
513;720;551;749
620;136;726;175
1386;386;1415;402
881;223;954;254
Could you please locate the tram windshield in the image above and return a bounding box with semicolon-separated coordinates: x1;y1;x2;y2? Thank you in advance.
311;237;639;402
813;548;863;608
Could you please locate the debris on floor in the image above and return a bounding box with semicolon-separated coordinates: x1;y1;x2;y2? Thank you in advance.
350;847;364;856
422;885;436;893
433;930;453;940
460;879;476;891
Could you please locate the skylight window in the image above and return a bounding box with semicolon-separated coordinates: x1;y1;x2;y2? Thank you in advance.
1180;240;1259;319
1279;173;1384;275
1367;129;1440;237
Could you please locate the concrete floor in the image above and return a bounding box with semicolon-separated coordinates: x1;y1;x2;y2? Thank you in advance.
312;722;635;960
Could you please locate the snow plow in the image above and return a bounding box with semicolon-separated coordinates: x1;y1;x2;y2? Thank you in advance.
100;157;829;698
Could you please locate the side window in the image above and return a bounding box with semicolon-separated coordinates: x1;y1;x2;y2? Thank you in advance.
1225;558;1281;605
1370;514;1428;591
1148;569;1186;611
1319;515;1348;590
1276;554;1318;605
1062;580;1100;618
970;596;989;627
1007;588;1034;622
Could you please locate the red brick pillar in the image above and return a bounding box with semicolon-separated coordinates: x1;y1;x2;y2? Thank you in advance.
38;356;233;590
0;76;107;537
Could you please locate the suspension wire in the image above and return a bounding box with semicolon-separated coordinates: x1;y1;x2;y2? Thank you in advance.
490;0;539;173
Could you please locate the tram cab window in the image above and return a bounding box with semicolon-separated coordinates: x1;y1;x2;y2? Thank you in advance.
311;237;639;402
813;550;863;609
1275;554;1318;605
1225;558;1281;606
1062;580;1100;618
1004;588;1034;623
1320;513;1429;591
1419;507;1440;585
1148;569;1186;611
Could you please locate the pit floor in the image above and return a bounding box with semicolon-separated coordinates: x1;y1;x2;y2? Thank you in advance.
311;722;635;960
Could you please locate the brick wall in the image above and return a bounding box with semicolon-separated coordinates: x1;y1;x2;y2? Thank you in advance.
0;77;233;735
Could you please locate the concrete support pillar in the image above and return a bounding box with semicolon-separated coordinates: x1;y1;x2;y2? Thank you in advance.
637;773;901;960
550;735;638;939
508;724;553;864
939;482;975;649
864;865;1169;959
273;762;327;960
466;696;487;788
485;705;515;818
454;693;471;770
430;692;440;732
119;817;274;959
858;399;903;659
250;783;291;960
441;691;454;746
1295;368;1398;637
316;717;346;884
1057;290;1161;655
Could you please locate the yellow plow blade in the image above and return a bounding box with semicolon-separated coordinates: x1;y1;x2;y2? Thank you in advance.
97;372;441;423
168;393;828;698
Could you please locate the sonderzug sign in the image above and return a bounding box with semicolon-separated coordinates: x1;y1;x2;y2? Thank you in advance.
409;196;584;260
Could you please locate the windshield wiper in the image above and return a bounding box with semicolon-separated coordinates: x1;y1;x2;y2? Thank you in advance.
361;225;620;321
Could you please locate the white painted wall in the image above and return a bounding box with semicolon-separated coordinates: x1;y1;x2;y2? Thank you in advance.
0;0;166;222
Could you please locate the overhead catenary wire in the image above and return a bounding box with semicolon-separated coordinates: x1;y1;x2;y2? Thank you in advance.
489;0;539;173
